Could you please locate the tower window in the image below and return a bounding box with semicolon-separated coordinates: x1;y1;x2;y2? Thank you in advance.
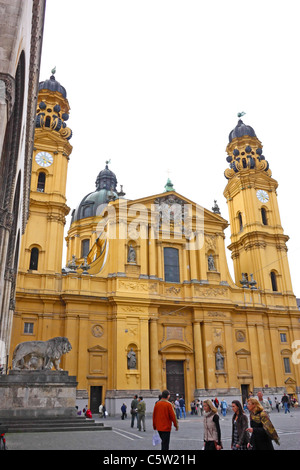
45;116;51;128
280;333;287;343
81;239;90;258
283;357;291;374
238;212;243;232
164;247;180;283
37;172;46;192
261;208;268;225
270;271;278;292
29;247;39;270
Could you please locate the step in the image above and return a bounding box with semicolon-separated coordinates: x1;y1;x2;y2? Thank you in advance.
4;421;105;428
0;417;112;433
1;418;101;425
6;425;112;433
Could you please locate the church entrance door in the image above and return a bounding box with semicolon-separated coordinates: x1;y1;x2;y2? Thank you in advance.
166;360;185;401
90;386;102;414
241;384;249;405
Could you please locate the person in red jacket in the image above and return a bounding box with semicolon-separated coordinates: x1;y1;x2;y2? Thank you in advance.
152;389;179;450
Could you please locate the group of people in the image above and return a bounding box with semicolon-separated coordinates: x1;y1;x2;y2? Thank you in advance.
152;390;281;451
275;393;298;413
129;395;146;431
202;397;280;450
173;395;186;419
78;388;295;451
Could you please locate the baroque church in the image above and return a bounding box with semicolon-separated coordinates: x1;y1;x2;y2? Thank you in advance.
11;73;300;414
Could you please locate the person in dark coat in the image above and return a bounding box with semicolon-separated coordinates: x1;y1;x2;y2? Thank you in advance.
121;403;127;420
231;400;250;450
246;398;280;450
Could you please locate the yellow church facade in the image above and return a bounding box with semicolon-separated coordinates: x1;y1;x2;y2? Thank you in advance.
11;75;300;414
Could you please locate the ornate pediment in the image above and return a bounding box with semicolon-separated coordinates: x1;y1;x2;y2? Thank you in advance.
284;377;296;385
159;343;194;354
235;348;251;356
87;345;107;353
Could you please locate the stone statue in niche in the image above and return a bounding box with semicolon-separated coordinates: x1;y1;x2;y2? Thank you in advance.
127;348;137;369
215;347;224;370
208;254;216;271
127;244;136;263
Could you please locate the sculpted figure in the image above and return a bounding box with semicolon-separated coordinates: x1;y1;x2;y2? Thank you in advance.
12;337;72;371
127;348;137;369
208;254;216;271
215;347;224;371
127;245;136;263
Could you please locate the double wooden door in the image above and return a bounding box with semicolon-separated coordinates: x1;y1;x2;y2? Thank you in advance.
166;360;185;401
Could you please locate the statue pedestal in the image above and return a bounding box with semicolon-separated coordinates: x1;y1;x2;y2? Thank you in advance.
0;370;78;418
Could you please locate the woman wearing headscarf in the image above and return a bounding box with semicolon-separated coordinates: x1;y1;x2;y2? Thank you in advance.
246;398;280;450
231;400;250;450
203;399;222;450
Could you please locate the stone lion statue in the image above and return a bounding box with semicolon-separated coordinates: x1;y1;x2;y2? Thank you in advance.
12;337;72;371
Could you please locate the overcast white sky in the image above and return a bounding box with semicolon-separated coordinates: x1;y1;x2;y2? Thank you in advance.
39;0;300;296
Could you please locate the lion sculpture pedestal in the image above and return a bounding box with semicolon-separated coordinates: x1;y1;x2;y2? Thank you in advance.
0;370;78;418
0;337;77;419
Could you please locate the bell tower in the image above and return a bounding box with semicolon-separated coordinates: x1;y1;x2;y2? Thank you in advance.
223;119;294;297
17;72;72;275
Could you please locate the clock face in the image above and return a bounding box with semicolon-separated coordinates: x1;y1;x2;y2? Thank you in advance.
256;189;269;203
35;151;53;167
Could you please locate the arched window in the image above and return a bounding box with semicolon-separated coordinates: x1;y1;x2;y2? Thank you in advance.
164;247;180;283
261;208;268;225
270;271;278;292
238;212;243;232
81;239;90;258
37;172;46;192
29;247;39;270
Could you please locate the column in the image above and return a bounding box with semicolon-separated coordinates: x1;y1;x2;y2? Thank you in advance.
140;317;150;389
256;323;270;387
193;320;205;390
77;314;89;391
269;324;284;387
139;223;148;277
157;242;163;280
189;248;198;282
224;321;238;389
202;321;214;390
247;322;262;388
149;316;160;390
149;238;157;278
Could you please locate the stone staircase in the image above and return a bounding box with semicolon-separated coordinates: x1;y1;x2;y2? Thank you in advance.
0;416;112;433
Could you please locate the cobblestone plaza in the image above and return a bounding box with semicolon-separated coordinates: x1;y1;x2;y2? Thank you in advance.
4;407;300;451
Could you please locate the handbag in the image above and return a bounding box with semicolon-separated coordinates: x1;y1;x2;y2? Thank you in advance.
214;440;223;450
152;430;161;446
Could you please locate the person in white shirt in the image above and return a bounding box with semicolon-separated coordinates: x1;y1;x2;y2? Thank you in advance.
257;391;271;414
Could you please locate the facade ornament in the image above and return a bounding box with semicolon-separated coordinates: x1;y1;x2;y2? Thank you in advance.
240;273;249;288
249;273;257;289
212;200;220;214
80;256;90;273
62;255;78;273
